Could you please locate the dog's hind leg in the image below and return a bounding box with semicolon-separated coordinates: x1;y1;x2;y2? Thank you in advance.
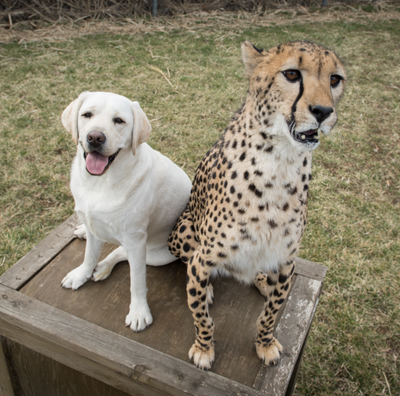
92;246;128;281
74;224;87;239
147;245;177;266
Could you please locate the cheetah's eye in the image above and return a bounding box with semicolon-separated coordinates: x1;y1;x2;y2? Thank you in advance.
330;75;342;88
283;70;301;82
82;112;92;118
114;117;125;124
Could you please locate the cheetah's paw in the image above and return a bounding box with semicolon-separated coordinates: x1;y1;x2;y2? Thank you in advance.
255;338;283;366
189;343;215;370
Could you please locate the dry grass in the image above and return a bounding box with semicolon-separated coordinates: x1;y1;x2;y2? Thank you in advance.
0;5;399;395
0;0;391;24
1;2;399;44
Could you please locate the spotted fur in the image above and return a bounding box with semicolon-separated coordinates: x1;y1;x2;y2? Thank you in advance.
168;41;346;370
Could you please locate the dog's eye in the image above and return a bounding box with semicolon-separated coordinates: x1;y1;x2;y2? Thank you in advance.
330;75;342;88
114;118;125;124
82;112;92;118
283;70;301;82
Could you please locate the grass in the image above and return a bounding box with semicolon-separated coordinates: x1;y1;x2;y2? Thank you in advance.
1;7;399;395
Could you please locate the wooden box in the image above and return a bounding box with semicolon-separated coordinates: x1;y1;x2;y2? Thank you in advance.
0;215;326;396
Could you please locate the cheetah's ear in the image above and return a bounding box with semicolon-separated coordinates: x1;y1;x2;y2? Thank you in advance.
241;41;267;78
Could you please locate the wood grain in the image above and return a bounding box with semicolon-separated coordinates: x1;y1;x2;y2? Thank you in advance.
294;257;327;283
0;283;268;396
0;215;327;395
0;214;80;291
20;239;268;388
0;336;15;396
17;236;326;391
3;338;132;396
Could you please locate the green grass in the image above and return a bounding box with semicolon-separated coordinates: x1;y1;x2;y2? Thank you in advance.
1;11;399;395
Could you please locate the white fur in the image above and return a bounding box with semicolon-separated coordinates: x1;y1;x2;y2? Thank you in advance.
61;91;191;332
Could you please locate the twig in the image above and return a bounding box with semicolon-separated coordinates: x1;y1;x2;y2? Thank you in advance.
148;65;173;87
149;117;163;122
149;49;169;60
45;46;76;52
383;372;392;396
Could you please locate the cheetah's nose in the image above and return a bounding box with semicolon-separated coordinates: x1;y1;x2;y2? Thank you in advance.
309;105;334;124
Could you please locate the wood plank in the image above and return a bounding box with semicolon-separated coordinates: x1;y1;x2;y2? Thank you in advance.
0;212;326;393
0;214;80;290
20;238;268;388
253;276;323;395
284;326;311;396
17;235;326;389
0;337;15;396
3;339;132;396
295;257;327;282
0;284;268;396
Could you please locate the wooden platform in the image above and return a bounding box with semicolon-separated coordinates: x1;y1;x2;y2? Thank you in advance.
0;214;327;396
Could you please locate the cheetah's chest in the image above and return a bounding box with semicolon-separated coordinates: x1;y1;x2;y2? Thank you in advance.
208;147;311;283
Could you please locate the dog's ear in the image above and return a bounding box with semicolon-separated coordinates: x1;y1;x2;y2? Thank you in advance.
61;92;90;144
131;101;151;156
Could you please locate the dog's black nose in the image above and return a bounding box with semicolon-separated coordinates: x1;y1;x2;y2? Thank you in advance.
87;131;106;148
309;105;334;124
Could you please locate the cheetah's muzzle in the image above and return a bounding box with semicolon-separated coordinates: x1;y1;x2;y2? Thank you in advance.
295;129;319;144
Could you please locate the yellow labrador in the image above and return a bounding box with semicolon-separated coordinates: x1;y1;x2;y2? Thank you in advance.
61;91;191;332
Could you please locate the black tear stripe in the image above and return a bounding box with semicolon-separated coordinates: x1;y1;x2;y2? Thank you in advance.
318;57;322;79
290;77;304;128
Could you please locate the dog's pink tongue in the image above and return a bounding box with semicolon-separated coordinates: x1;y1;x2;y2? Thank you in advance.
86;152;108;175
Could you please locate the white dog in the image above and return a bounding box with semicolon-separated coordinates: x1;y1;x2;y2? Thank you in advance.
61;91;191;332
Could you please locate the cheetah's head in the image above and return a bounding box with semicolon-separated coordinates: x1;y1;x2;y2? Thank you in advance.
242;40;346;151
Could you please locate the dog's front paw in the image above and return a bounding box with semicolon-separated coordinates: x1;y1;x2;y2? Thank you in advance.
189;343;215;370
74;224;87;240
61;266;92;290
255;338;282;366
125;304;153;332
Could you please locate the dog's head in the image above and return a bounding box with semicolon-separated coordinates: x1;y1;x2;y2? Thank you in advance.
62;92;151;176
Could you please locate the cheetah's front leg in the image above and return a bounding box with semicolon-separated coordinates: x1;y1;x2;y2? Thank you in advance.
253;260;295;365
186;250;215;370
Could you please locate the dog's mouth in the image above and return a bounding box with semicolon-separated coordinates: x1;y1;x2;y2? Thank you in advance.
83;150;120;176
294;129;319;144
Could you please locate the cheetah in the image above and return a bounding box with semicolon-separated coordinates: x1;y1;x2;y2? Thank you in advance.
168;41;346;370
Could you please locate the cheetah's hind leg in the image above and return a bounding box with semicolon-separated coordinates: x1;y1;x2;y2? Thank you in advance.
168;204;199;264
